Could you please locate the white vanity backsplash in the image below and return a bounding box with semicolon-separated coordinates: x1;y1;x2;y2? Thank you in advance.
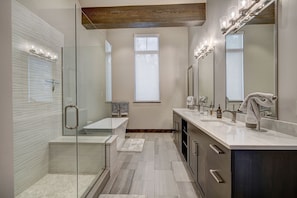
233;113;297;137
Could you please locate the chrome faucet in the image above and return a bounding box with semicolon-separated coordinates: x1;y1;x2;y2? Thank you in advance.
223;109;237;123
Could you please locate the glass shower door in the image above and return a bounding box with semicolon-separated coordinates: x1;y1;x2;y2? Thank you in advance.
13;0;81;197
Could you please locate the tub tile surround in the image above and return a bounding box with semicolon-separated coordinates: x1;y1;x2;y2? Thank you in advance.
12;1;64;195
174;108;297;150
49;142;106;174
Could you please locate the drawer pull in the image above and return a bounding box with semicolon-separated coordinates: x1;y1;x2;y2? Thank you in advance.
209;144;224;154
209;169;224;183
192;141;198;156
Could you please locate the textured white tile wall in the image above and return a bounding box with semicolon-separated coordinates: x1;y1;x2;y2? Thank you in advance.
12;1;64;195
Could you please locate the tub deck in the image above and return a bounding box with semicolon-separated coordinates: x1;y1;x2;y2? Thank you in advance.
83;117;128;130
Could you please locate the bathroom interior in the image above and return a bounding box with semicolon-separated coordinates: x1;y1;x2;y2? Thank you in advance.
1;0;297;197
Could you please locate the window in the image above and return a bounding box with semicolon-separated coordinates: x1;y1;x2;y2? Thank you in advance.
134;34;160;102
105;40;112;102
226;33;244;101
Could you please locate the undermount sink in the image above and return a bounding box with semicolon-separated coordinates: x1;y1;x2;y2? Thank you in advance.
200;119;235;126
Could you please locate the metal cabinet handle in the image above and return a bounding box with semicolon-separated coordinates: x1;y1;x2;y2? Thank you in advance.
192;141;199;156
209;169;224;183
195;142;198;156
65;105;79;129
209;144;224;154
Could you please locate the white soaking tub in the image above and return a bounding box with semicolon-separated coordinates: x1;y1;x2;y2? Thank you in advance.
83;117;129;150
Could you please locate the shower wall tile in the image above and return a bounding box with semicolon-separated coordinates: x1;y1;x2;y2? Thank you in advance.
12;1;64;195
49;143;105;174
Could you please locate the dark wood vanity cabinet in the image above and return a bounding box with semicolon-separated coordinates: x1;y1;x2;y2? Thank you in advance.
185;122;297;198
206;138;231;198
231;150;297;198
173;113;182;152
188;123;209;196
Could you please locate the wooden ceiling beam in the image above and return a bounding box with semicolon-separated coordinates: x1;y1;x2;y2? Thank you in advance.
248;2;275;25
82;3;206;29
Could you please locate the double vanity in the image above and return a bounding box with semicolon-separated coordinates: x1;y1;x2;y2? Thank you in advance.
173;108;297;198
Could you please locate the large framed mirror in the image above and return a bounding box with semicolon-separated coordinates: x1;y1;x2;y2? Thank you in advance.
198;48;215;107
187;65;194;96
225;0;278;119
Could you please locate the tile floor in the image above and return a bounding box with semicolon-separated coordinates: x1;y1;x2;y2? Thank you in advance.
100;133;202;198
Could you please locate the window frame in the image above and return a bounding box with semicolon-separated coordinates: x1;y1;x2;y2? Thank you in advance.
134;34;161;103
225;32;245;102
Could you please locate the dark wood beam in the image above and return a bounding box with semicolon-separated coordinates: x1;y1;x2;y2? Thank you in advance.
248;2;275;25
82;3;206;29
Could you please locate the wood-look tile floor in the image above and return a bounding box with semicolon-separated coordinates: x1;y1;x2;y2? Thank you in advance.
100;133;202;198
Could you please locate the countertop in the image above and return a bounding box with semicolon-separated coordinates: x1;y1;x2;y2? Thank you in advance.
173;108;297;150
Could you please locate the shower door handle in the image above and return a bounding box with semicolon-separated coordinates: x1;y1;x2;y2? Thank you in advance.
65;105;79;129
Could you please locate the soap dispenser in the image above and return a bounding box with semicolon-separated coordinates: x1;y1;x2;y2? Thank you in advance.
216;104;222;119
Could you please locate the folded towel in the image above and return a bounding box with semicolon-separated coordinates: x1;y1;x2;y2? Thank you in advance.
239;92;277;124
198;96;208;103
187;96;195;106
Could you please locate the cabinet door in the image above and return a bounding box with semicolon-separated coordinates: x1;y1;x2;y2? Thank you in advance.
189;131;199;184
188;124;208;196
173;113;182;152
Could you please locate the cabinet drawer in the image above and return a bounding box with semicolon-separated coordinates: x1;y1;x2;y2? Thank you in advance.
207;140;231;198
208;140;231;169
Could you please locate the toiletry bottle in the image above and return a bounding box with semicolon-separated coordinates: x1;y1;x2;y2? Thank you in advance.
216;104;222;119
209;102;213;116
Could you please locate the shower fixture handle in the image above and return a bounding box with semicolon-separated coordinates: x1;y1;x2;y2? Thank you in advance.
65;105;79;129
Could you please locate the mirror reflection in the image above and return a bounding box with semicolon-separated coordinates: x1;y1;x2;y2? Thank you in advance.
187;65;194;97
225;2;277;118
198;49;214;108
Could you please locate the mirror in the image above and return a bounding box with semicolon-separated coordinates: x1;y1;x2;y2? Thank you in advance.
187;65;194;96
198;49;215;107
225;1;277;118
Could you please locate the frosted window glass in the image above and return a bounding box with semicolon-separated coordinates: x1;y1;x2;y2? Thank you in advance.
147;37;159;51
134;35;160;102
135;37;147;51
105;41;112;102
28;55;53;102
226;33;244;101
226;51;244;101
226;34;243;49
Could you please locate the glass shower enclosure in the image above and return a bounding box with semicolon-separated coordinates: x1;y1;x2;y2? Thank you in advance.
12;0;111;197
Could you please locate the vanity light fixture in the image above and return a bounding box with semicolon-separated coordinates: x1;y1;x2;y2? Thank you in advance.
220;0;274;35
194;40;214;60
28;45;58;62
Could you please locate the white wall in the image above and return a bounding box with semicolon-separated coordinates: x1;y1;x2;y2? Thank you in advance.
189;0;227;110
189;0;297;124
108;27;188;129
0;1;14;197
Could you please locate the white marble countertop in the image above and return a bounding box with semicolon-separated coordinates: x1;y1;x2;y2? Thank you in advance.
173;108;297;150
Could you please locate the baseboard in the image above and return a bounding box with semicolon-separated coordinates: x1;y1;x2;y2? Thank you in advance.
126;129;173;133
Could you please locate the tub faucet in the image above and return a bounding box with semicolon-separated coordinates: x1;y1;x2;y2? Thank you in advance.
223;109;237;123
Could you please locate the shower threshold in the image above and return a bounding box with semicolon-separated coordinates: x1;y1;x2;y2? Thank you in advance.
16;174;96;198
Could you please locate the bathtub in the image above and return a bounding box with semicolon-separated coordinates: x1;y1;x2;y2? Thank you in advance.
83;117;129;150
